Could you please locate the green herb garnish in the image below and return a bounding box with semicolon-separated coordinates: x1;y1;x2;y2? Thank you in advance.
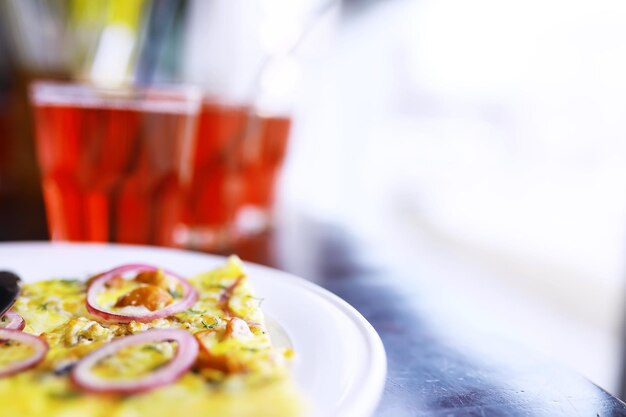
59;279;81;285
205;284;228;290
142;345;162;353
168;288;182;298
48;391;83;400
248;296;265;308
201;320;217;329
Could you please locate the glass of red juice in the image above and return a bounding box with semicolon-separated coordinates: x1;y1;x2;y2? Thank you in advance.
236;111;291;233
175;97;291;252
30;81;201;246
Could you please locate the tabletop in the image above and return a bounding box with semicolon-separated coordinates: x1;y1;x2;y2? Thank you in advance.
232;215;626;417
2;212;626;416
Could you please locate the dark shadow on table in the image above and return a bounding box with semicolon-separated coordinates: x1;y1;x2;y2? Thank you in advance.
236;216;626;417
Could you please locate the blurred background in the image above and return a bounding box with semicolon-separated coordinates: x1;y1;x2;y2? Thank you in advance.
2;0;626;401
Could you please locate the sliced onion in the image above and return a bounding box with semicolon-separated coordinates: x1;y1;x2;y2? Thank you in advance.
0;311;25;331
86;264;198;323
219;276;245;317
71;329;198;395
0;329;48;378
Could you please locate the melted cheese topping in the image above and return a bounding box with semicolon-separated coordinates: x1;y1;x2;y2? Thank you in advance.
0;257;304;417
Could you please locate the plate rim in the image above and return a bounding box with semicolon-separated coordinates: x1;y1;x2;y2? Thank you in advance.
0;241;387;417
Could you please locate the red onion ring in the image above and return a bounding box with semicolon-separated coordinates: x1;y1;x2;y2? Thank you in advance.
219;276;245;317
86;264;198;323
0;329;48;378
71;329;198;394
0;311;25;331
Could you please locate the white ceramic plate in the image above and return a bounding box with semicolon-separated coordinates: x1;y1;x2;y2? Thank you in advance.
0;242;386;417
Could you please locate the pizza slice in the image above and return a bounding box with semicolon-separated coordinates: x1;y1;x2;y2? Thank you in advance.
0;256;304;417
